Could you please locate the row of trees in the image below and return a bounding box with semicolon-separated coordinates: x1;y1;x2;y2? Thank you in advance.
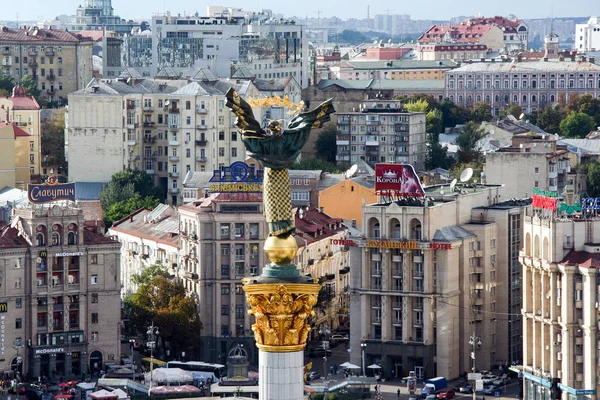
124;264;202;358
100;170;164;227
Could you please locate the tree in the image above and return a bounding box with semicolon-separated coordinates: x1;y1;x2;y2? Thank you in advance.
291;157;342;173
41;108;67;174
536;105;567;134
559;111;596;138
126;274;202;356
471;102;493;123
20;75;41;100
400;94;442;111
103;193;160;227
0;76;14;97
505;103;523;119
315;127;337;163
440;100;471;128
455;122;488;164
578;161;600;197
131;263;170;286
426;132;454;170
404;99;429;112
450;162;484;182
331;30;367;44
426;109;443;134
110;169;162;199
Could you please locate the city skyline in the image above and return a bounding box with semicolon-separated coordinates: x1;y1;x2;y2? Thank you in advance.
1;0;598;24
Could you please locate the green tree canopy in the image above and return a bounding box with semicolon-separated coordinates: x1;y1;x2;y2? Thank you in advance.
0;76;14;94
505;103;523;119
315;127;337;163
125;273;202;357
41;108;67;173
131;263;170;286
559;111;596;138
20;75;41;101
404;99;429;113
425;132;454;170
534;105;566;134
331;30;367;44
578;161;600;197
440;100;471;128
426;109;443;134
456;122;488;164
103;193;160;227
471;102;493;123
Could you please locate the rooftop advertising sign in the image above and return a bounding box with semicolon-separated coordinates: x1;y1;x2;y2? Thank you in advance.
531;188;557;211
28;180;76;204
375;164;424;197
208;161;264;193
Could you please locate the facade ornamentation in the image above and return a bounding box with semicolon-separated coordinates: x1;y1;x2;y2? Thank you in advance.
244;283;320;352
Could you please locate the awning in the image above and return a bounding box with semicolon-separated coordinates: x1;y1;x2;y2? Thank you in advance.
142;357;166;365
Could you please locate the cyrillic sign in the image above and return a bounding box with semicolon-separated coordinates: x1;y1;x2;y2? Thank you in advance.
531;188;557;211
375;164;424;197
28;182;76;204
208;161;263;193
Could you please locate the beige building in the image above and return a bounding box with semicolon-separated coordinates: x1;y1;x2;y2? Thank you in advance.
520;205;600;398
335;100;427;171
486;134;586;199
0;122;30;189
0;27;93;105
0;203;121;378
0;86;42;187
348;183;529;380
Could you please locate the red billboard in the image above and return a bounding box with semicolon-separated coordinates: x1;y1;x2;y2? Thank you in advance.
375;164;424;197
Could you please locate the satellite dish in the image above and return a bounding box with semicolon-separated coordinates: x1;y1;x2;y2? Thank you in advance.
460;168;474;183
450;178;457;191
388;38;392;43
345;164;358;179
490;129;495;135
165;100;170;106
519;113;525;120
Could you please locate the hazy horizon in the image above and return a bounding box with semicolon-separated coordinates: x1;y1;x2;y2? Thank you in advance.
1;0;598;23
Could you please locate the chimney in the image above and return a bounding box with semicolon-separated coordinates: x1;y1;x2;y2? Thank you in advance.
543;57;548;62
130;215;133;222
590;56;596;64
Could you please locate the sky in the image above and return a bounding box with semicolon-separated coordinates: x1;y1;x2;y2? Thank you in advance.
1;0;598;23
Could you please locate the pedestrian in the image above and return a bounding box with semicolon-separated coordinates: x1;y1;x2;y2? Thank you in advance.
398;388;401;398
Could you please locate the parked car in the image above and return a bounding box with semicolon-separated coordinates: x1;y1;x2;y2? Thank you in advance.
307;371;321;381
481;375;498;385
425;395;438;400
483;385;501;395
437;389;455;399
458;384;473;394
330;334;349;344
307;347;332;358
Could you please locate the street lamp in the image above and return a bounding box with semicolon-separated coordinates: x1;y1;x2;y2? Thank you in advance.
469;333;482;400
147;322;160;391
360;343;367;377
13;338;24;377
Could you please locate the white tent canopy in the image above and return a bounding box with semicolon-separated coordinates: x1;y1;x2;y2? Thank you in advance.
367;364;382;369
144;368;194;384
340;362;361;369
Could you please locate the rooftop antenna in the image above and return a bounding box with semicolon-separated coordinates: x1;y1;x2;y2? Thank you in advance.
449;178;457;192
460;167;474;183
345;164;358;179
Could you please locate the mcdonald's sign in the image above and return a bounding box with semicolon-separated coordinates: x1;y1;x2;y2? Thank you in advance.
0;303;7;313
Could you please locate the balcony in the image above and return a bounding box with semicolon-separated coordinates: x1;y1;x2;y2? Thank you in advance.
197;108;208;114
126;139;137;146
143;106;153;113
195;139;208;146
169;172;179;178
196;124;208;130
168;107;180;114
146;169;155;175
366;149;379;156
372;253;381;261
143;121;156;128
47;74;55;81
28;60;37;67
143;135;156;143
169;188;180;194
413;256;423;263
366;120;380;126
196;156;207;163
392;255;402;262
169;156;180;162
392;269;402;277
168;140;179;146
336;139;350;146
46;50;55;57
1;49;10;55
365;141;379;147
29;50;37;56
336;154;350;162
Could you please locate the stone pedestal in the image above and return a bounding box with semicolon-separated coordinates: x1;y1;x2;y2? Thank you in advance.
259;350;304;400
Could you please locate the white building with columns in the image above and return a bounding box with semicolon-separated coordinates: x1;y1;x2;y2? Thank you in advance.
520;204;600;398
108;204;179;297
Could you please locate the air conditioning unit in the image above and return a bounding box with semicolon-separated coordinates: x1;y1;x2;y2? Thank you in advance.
556;334;561;343
557;352;562;361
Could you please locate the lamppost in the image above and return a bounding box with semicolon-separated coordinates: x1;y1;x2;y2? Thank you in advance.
13;338;23;377
147;322;160;391
469;333;482;400
319;328;330;378
361;343;367;377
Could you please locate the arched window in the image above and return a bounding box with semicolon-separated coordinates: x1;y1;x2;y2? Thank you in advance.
531;95;537;102
534;234;540;259
525;233;531;256
51;224;62;246
389;219;401;239
550;94;555;102
522;95;527;103
476;94;481;102
485;95;490;103
458;95;463;102
495;95;499;102
410;219;422;240
543;237;549;260
368;218;381;239
36;233;45;247
67;232;77;246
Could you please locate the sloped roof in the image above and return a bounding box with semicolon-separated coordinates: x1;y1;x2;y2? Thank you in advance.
119;67;144;80
317;79;444;91
560;250;600;269
155;67;182;79
0;122;31;138
75;182;107;201
191;68;218;81
448;60;600;73
348;60;457;70
182;171;213;188
0;27;92;43
231;66;255;79
289;170;322;179
433;225;476;242
109;206;179;247
294;208;345;245
253;76;294;91
0;226;29;249
558;139;600;154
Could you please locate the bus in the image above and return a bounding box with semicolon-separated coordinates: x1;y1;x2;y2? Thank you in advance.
166;361;226;384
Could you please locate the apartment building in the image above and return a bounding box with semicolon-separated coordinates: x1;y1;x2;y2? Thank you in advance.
0;85;41;187
444;59;600;114
67;77;261;205
348;182;528;380
0;27;93;104
335;100;427;171
575;17;600;53
485;134;587;199
519;201;600;398
327;60;457;81
0;122;30;189
108;204;179;297
418;24;504;52
151;8;308;87
0;203;121;379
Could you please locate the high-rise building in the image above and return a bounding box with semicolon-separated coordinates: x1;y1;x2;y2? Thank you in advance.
151;8;308;88
520;198;600;396
575;17;600;53
0;27;93;105
335;100;427;171
348;183;529;380
0;204;121;379
65;0;141;34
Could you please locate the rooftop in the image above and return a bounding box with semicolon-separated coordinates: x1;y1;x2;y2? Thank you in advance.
0;27;92;43
560;250;600;269
295;207;345;245
346;60;458;70
447;60;600;73
109;205;179;247
317;79;445;91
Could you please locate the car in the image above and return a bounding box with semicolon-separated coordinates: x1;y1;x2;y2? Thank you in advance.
458;384;473;394
307;371;321;381
437;389;455;399
483;385;501;395
481;375;498;385
307;347;332;358
330;334;349;344
425;395;438;400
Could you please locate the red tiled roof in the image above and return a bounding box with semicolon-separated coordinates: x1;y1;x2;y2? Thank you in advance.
82;226;120;245
560;250;600;269
8;96;40;110
0;122;31;138
418;24;494;44
295;208;346;246
0;226;29;249
0;27;92;43
77;30;109;42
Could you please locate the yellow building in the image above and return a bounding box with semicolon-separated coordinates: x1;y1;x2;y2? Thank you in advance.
0;122;30;188
319;176;377;228
0;86;42;187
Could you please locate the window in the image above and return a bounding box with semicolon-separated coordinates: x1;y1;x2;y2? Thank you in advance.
16;298;22;308
221;305;230;315
91;313;99;323
236;304;244;319
16;318;22;329
91;275;98;285
186;101;191;110
235;283;243;294
221;264;230;277
15;278;21;289
90;254;98;265
490;239;496;248
91;331;98;342
221;284;230;295
232;148;237;157
91;293;98;303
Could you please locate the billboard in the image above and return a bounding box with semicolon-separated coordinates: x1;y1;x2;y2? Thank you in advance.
375;164;424;197
208;161;264;193
28;180;76;204
531;188;557;211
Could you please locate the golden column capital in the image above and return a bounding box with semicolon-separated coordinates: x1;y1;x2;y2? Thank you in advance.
243;282;321;353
